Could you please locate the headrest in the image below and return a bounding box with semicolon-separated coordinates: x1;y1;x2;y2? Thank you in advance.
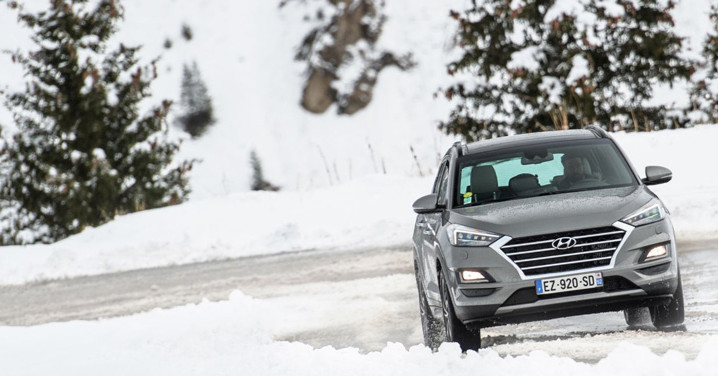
509;173;540;195
471;165;498;200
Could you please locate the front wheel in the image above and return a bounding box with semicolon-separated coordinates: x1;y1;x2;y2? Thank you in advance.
414;260;444;351
439;269;481;352
650;271;685;329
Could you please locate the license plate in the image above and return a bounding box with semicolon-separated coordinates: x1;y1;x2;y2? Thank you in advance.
535;272;603;295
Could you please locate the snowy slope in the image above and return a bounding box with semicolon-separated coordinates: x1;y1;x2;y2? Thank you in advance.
0;0;713;197
111;0;461;197
0;0;460;197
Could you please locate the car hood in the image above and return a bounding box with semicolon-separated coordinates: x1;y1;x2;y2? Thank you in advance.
450;186;655;238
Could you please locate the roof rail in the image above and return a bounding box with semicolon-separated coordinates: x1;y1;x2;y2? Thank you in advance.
452;140;468;157
586;125;608;138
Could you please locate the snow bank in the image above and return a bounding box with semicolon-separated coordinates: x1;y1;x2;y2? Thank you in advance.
0;175;431;285
611;125;718;242
0;291;716;376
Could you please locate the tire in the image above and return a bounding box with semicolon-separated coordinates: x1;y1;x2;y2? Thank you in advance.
438;269;481;352
623;307;650;327
649;270;685;329
414;261;444;351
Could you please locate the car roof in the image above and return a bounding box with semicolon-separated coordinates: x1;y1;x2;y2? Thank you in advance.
463;129;601;155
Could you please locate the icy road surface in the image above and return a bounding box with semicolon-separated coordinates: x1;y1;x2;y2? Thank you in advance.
1;242;717;361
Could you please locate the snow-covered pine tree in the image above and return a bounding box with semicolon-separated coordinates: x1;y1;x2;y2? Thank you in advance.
690;5;718;123
1;0;192;244
177;61;215;138
249;150;279;192
441;0;694;141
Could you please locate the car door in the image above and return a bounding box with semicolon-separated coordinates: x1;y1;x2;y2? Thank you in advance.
419;160;450;306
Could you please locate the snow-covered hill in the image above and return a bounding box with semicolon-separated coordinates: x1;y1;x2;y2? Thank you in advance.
1;0;461;198
0;0;712;192
1;0;707;199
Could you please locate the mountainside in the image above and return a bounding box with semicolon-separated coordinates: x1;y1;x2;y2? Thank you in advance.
0;0;714;201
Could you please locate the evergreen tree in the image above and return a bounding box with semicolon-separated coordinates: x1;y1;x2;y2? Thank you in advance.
181;23;193;41
441;0;694;141
1;0;192;244
250;150;279;192
177;61;215;138
690;5;718;123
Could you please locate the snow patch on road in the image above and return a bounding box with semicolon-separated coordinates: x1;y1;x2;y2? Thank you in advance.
1;291;717;376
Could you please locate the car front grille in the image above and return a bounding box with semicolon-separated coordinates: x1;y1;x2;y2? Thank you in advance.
500;226;626;276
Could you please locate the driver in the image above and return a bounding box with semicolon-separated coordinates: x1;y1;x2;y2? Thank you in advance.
557;153;589;189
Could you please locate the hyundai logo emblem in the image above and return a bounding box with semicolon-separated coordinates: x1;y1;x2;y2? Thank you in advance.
551;237;577;250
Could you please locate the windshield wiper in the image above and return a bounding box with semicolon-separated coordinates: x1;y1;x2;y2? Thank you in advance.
469;197;517;206
538;186;610;197
537;190;562;196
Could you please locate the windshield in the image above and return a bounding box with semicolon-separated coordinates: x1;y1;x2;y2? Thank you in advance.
454;139;637;207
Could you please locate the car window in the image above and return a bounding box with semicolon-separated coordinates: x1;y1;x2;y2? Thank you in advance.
459;156;564;189
432;162;446;194
455;139;636;207
437;163;449;206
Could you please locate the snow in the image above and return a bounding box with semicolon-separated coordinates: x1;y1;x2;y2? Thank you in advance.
1;0;718;373
610;125;718;242
507;46;544;72
596;0;625;18
544;0;599;33
1;0;718;285
0;124;716;286
544;0;587;22
0;174;432;284
0;290;717;376
539;76;563;104
0;0;460;279
673;0;712;62
567;55;589;84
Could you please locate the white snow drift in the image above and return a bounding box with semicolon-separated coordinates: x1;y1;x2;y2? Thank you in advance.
1;291;717;376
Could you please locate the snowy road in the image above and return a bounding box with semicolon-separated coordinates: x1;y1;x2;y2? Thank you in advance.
0;246;415;327
2;241;717;361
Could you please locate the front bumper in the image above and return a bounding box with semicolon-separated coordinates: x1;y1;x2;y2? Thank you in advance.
441;218;680;328
457;277;676;329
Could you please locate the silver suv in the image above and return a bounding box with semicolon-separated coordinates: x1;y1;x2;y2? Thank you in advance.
412;127;683;351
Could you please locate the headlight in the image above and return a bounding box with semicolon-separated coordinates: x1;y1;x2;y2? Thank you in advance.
621;203;665;227
447;224;501;247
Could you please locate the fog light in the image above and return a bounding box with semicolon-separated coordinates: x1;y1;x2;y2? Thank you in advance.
460;270;487;283
646;244;668;259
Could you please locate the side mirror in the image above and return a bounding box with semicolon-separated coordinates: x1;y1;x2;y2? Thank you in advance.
642;166;672;185
413;193;440;214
